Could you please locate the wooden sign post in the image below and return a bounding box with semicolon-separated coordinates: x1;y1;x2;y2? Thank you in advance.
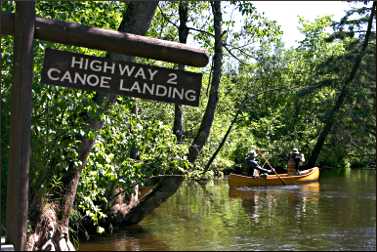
6;1;35;250
0;0;2;245
0;2;209;250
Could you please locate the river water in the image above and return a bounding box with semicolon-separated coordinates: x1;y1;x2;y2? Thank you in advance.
79;169;376;251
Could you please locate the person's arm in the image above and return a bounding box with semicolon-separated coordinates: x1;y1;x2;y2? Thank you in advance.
300;153;305;163
256;164;271;173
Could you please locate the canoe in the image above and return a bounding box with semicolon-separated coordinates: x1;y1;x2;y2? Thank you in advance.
228;167;320;187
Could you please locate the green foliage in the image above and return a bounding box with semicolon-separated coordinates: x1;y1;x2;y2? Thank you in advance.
76;99;191;225
0;0;374;233
225;2;375;170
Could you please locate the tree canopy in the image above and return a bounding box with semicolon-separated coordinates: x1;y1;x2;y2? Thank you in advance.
0;1;375;249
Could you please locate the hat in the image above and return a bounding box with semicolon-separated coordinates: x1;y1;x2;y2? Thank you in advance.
292;148;299;153
248;150;257;158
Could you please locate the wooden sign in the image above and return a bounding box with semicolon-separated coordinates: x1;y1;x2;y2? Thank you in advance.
41;48;202;106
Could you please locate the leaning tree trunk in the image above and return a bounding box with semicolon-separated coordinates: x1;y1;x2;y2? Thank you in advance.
173;1;189;144
61;0;158;230
187;0;223;163
203;86;288;172
24;2;160;251
111;175;184;226
23;1;209;249
110;1;192;227
307;2;375;168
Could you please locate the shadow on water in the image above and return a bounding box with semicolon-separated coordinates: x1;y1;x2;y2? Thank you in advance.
79;225;169;251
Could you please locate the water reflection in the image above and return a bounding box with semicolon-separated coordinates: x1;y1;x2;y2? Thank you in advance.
79;225;169;251
79;170;375;251
229;182;320;224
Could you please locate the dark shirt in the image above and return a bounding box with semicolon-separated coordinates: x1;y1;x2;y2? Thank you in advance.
292;152;301;162
246;157;270;175
290;152;302;171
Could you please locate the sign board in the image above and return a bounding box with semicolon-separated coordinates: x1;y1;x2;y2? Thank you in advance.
41;48;202;106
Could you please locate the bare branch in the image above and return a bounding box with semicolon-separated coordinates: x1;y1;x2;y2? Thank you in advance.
296;79;337;97
203;85;304;173
224;42;255;59
223;43;245;64
187;26;215;37
157;5;216;39
157;5;179;28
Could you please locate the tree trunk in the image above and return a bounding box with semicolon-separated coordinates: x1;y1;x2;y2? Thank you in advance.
111;176;184;226
203;95;248;172
109;2;191;227
307;3;375;168
173;104;184;143
188;0;222;163
60;0;158;233
114;1;160;161
173;1;189;144
203;87;286;172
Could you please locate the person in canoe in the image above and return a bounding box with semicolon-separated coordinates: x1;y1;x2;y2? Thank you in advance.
245;150;275;178
289;148;305;174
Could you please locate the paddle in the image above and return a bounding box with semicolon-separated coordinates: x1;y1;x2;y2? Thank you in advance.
256;149;286;185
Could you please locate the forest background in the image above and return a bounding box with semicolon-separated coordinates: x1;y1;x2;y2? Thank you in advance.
0;0;375;249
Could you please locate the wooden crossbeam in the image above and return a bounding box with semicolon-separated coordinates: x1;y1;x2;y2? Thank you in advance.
0;12;209;67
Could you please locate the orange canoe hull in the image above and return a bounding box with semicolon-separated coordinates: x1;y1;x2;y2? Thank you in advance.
228;167;320;187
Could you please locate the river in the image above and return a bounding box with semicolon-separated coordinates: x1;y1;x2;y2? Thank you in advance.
79;169;376;251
